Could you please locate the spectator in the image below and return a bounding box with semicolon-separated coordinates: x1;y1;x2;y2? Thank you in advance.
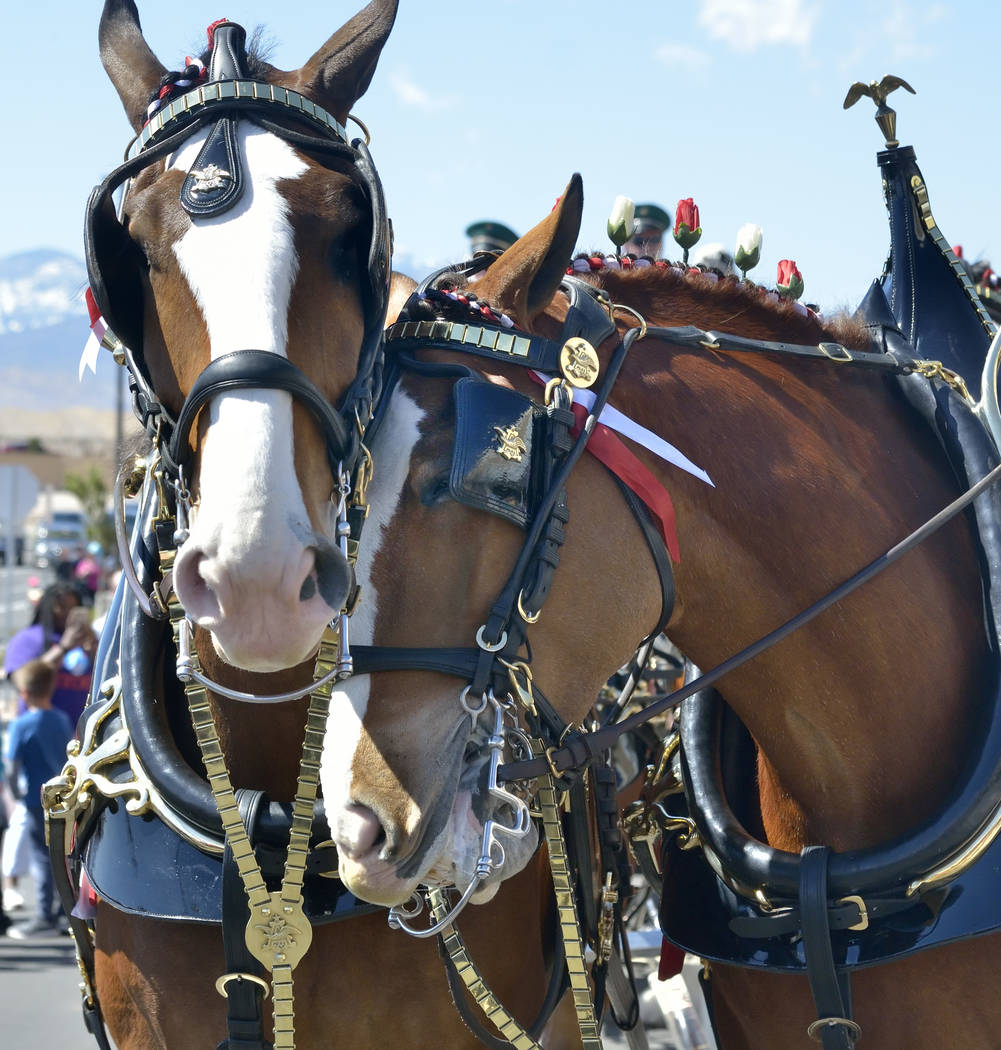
4;582;96;730
4;659;72;938
465;220;519;256
622;202;671;259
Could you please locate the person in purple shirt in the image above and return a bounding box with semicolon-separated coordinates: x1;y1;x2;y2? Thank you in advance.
4;582;97;731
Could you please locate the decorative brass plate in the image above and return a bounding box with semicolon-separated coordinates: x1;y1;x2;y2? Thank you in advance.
559;337;600;389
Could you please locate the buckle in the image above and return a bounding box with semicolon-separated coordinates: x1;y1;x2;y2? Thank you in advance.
837;894;869;931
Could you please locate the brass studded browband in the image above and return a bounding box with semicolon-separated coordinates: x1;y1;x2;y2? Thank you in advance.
133;79;349;156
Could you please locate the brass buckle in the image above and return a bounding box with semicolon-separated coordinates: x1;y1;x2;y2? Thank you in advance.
215;972;270;999
818;342;853;362
838;894;869;931
516;589;540;625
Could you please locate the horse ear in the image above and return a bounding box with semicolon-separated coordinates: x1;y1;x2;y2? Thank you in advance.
99;0;167;132
474;174;584;327
291;0;399;123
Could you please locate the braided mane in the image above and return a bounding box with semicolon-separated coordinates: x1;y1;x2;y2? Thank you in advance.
578;259;871;350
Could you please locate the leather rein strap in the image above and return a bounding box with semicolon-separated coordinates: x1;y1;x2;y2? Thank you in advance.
497;413;1001;784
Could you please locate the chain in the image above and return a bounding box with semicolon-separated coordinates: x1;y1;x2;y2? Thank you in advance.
161;546;335;1050
431;739;603;1050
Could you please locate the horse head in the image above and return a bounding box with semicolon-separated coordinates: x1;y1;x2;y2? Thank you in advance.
91;0;397;672
322;177;665;907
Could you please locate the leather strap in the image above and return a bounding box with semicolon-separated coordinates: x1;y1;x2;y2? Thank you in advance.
498;454;1001;783
166;349;357;476
217;790;272;1050
728;894;910;938
799;846;859;1049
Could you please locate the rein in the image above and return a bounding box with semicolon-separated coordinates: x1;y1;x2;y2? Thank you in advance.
498;446;1001;783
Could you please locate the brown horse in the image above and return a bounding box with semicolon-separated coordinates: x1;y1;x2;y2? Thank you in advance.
74;3;582;1048
338;176;1001;1050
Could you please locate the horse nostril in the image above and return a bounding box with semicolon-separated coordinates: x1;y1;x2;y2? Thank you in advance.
172;547;222;624
336;803;386;860
312;541;354;611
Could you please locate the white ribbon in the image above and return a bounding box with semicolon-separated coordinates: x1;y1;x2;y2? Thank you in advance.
533;372;714;487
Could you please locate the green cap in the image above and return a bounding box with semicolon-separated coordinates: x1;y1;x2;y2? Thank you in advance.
465;220;519;254
632;203;672;234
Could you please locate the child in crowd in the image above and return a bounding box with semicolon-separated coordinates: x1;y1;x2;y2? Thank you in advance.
4;659;73;938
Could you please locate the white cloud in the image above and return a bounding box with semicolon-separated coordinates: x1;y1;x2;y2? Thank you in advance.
389;71;448;112
654;42;711;69
698;0;819;52
879;2;946;62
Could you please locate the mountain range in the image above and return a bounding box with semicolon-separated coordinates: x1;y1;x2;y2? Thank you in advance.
0;246;438;444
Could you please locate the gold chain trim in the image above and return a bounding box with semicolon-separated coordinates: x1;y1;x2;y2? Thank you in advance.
432;742;603;1049
161;546;335;1050
430;889;543;1050
536;766;603;1050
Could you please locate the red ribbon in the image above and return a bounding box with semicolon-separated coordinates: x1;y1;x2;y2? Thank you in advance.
570;402;681;563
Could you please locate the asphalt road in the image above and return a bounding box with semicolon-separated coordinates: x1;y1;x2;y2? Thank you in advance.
0;922;93;1049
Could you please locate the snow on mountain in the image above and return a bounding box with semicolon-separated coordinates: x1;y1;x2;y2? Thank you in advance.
0;250;89;334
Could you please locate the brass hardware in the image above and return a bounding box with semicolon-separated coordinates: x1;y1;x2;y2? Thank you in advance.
498;658;537;716
910;173;935;232
838;894;869;931
492;424;527;462
543;377;573;407
216;973;271;999
516;589;541;625
543;746;564;782
346;113;371;145
169;582;339;1049
596;872;619;965
843;74;915;149
818;342;853;363
559;337;600;389
247;894;313;972
610;302;648;341
913;359;973;403
907;795;1001;896
122;456;147;498
188;163;233;196
699;333;721;351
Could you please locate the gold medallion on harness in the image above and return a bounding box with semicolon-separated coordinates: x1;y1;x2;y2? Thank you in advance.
247;893;313;972
559;337;599;388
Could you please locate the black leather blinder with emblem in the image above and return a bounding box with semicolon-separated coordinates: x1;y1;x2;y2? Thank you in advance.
449;378;546;528
180;23;247;219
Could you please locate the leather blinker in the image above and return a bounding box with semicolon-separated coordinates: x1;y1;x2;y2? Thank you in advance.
449;379;545;528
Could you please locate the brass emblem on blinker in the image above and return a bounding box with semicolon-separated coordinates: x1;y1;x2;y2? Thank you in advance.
559;337;600;388
189;163;233;195
493;425;527;462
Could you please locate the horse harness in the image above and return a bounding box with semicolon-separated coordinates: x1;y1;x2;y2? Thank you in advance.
47;44;1001;1045
371;267;1001;1050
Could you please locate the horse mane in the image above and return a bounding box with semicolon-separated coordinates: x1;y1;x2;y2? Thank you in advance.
437;259;870;350
580;264;871;350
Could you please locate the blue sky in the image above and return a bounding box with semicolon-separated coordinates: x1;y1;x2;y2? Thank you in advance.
2;0;998;313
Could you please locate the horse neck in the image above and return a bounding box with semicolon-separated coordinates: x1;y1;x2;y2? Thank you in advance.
613;327;988;853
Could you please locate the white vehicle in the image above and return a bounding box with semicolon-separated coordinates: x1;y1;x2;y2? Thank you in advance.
33;510;88;568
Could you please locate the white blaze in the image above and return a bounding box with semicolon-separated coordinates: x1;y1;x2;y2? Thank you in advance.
321;390;425;811
169;125;321;639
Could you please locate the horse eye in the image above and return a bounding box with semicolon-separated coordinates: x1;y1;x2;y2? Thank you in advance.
328;238;360;281
420;475;451;507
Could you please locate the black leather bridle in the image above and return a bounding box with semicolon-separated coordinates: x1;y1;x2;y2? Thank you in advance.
85;21;391;491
